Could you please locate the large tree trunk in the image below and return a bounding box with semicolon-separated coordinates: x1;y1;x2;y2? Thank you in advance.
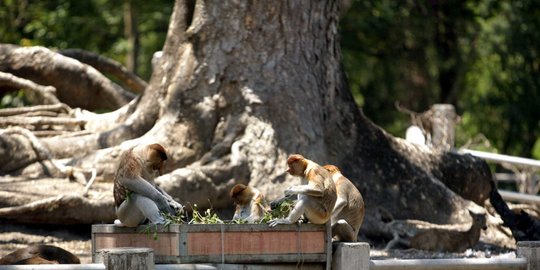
0;0;494;244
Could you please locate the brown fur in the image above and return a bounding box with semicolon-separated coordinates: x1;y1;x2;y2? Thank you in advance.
230;184;269;222
409;211;487;252
286;154;337;224
323;164;365;242
113;143;168;207
0;245;80;265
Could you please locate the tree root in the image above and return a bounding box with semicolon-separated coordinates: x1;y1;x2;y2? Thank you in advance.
60;48;147;94
0;71;60;104
0;127;96;188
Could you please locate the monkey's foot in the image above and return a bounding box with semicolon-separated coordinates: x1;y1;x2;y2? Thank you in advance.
114;219;126;227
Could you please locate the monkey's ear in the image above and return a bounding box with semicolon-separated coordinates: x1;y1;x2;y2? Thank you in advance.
149;143;168;160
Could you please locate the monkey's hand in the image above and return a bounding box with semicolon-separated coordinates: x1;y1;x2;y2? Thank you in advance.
156;196;176;215
169;200;184;215
270;194;297;210
267;218;292;227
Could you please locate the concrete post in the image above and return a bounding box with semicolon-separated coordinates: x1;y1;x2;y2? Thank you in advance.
95;247;155;270
429;104;457;151
518;241;540;270
332;242;370;270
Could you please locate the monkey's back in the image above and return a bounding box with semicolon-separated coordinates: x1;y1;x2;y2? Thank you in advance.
336;177;365;233
113;148;143;207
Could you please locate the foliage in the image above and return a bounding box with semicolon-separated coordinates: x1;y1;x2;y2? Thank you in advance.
0;0;171;80
187;204;224;224
340;0;539;158
2;0;538;158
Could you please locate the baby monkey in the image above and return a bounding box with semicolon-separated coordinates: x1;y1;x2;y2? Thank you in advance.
230;184;269;223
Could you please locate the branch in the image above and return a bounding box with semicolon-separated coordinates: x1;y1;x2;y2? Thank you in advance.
0;44;135;110
60;48;147;94
0;71;60;104
0;103;71;117
0;116;86;129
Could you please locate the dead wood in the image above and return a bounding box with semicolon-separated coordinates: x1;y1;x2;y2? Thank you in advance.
60;49;147;94
0;71;60;105
0;44;134;110
0;104;71;117
0;194;114;225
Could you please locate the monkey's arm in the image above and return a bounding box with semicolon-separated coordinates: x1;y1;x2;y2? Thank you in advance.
232;205;243;220
284;184;324;197
119;176;174;215
268;197;306;227
155;185;184;213
270;194;297;209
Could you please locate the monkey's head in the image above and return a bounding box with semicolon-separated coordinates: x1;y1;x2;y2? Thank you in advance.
134;143;168;176
323;164;340;174
230;184;251;205
286;154;307;176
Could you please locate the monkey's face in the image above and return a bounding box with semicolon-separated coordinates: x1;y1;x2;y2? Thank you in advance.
145;152;165;176
287;160;307;176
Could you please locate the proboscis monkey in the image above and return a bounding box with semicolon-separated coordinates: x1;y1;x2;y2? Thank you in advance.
113;143;183;227
0;245;80;265
268;154;337;227
230;184;269;223
323;164;365;242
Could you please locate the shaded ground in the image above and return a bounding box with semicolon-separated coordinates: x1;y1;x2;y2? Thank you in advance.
0;223;93;263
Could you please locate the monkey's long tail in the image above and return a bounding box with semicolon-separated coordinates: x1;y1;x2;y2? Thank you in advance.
489;180;540;241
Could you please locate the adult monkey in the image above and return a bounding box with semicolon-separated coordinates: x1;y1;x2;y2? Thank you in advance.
268;154;337;227
323;164;365;242
113;143;183;227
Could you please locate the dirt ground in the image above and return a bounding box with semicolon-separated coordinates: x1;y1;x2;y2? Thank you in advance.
0;222;519;264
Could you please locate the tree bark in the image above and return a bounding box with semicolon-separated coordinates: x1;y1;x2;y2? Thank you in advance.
0;0;494;242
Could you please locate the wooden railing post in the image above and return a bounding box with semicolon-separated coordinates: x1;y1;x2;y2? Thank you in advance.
95;247;154;270
517;241;540;270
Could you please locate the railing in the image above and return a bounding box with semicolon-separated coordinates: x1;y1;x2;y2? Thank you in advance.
460;148;540;195
370;258;527;270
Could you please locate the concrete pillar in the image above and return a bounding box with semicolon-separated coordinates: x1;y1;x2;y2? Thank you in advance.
429;104;457;151
517;241;540;270
95;247;154;270
332;242;370;270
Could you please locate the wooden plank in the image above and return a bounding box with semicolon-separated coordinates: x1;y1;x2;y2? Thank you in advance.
185;231;325;255
92;223;330;265
93;233;179;256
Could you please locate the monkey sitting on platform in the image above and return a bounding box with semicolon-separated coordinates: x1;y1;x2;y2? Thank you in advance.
113;143;183;227
323;164;365;242
230;184;269;223
268;154;337;227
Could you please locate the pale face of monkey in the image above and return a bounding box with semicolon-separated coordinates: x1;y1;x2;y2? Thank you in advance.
287;160;306;176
